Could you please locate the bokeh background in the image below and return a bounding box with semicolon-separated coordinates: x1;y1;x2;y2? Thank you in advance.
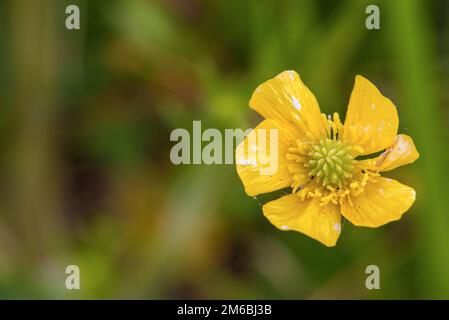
0;0;448;299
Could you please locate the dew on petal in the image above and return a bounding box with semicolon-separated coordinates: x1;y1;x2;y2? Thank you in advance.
288;71;295;80
292;96;302;111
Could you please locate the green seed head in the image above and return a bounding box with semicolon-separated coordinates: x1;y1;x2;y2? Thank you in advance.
306;138;355;187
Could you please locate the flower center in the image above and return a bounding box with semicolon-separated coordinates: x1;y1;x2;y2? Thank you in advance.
305;138;355;187
286;113;375;206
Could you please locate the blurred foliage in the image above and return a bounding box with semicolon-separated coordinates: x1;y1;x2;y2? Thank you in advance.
0;0;448;299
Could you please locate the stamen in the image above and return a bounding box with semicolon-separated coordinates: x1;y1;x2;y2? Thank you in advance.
285;114;378;206
333;113;344;138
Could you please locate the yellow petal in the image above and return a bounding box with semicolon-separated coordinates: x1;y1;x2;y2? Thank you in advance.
342;76;399;155
236;119;295;196
358;134;419;172
262;194;341;247
249;70;326;142
341;177;416;227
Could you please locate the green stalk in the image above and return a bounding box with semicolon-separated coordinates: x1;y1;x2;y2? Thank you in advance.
388;0;449;298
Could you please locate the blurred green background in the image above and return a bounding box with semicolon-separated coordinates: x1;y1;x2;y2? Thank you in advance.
0;0;448;299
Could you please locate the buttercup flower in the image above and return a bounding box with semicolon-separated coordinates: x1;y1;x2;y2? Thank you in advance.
236;71;419;247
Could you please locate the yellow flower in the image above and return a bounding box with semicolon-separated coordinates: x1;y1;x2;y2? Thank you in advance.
236;71;419;247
